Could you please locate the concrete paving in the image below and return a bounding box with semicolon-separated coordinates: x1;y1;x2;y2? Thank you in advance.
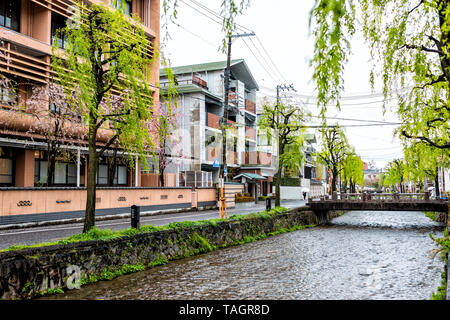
0;199;307;250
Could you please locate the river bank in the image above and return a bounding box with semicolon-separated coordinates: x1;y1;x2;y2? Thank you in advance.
426;211;449;300
0;206;342;300
41;210;445;300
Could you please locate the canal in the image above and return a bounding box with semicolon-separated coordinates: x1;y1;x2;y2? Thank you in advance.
41;210;445;300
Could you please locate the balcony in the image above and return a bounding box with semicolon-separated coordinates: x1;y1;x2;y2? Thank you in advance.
241;151;272;166
206;112;221;130
192;75;208;89
226;150;238;165
245;126;256;141
162;74;207;90
206;145;220;162
245;99;255;114
228;92;237;105
0;41;50;84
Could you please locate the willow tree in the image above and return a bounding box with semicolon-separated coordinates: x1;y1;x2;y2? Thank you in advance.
52;2;156;232
382;159;407;192
404;142;450;196
316;126;350;193
342;152;364;193
259;101;306;206
310;0;450;151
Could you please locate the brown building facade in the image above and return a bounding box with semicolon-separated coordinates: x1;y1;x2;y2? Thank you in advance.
0;0;160;188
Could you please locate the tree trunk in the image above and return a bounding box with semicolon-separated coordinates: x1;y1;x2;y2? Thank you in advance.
159;167;165;187
332;167;338;195
46;142;56;186
275;167;281;207
84;131;98;233
275;138;283;207
107;149;118;186
435;167;440;198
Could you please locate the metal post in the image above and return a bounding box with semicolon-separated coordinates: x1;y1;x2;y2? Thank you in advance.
76;148;81;187
131;205;140;229
135;155;139;187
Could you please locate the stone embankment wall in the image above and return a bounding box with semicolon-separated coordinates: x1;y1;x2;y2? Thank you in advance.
0;208;341;300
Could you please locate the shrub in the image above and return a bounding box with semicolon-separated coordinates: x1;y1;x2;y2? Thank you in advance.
235;196;255;203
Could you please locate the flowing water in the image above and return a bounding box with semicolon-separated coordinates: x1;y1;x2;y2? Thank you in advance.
41;211;445;300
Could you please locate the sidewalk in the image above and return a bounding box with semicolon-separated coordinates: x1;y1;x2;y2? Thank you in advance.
0;199;307;231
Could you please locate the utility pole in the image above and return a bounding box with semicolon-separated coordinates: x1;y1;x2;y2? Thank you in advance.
220;32;256;180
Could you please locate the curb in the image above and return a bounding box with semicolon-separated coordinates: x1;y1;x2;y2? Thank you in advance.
0;206;217;231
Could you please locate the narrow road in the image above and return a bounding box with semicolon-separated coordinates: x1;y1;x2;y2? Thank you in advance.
0;200;306;250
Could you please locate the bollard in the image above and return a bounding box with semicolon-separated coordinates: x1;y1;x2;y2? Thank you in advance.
266;194;272;210
131;205;140;229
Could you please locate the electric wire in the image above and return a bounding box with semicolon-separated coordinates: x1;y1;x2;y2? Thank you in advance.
172;21;218;48
181;0;290;86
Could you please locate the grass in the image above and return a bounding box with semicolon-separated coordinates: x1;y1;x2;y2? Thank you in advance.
431;271;448;300
0;206;291;253
430;226;449;300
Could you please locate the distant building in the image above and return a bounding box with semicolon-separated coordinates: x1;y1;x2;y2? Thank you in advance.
364;169;381;187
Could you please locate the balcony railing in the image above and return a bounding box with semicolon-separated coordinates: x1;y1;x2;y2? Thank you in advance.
206;112;221;130
192;75;208;89
228;92;237;105
241;151;272;166
206;146;220;162
226;150;238;165
245;99;255;114
245;126;256;141
0;41;50;84
161;75;207;90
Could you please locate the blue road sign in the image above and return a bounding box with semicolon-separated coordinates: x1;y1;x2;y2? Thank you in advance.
213;158;220;168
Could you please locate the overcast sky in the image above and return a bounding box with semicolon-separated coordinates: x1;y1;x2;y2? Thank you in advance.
161;0;404;169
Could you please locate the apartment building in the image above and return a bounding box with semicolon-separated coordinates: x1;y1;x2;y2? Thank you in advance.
0;0;160;188
159;59;276;195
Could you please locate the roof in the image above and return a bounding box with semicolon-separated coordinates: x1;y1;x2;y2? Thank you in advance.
160;59;259;90
161;59;242;75
233;173;267;181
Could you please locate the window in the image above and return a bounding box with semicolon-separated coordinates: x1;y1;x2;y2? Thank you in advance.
0;0;20;32
51;13;68;49
97;163;127;185
34;151;79;186
112;0;131;16
0;147;13;186
97;164;108;185
115;166;127;185
0;85;17;106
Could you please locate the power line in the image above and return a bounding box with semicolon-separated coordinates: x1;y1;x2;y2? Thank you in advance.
247;36;284;84
259;85;412;101
182;0;289;86
254;35;289;84
311;115;400;124
179;0;224;27
241;37;280;84
172;21;218;48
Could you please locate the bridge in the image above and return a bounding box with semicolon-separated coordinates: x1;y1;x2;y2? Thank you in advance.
307;192;449;224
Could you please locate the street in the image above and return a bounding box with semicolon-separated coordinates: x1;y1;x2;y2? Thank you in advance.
0;200;306;250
